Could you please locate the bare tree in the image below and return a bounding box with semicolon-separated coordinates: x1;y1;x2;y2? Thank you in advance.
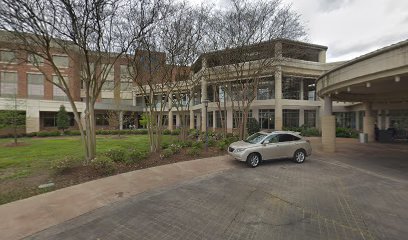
128;2;209;151
202;0;307;139
0;0;161;162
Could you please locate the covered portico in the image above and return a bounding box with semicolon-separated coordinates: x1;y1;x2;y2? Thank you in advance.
317;39;408;152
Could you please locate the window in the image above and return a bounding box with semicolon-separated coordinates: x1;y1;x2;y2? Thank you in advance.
278;134;297;142
0;50;16;63
334;112;356;128
207;111;214;128
233;110;252;128
96;113;109;126
263;134;278;144
41;112;74;127
120;65;132;91
28;54;44;66
53;75;69;101
27;73;44;98
304;110;316;127
283;109;299;128
0;72;18;96
257;77;275;100
389;110;408;129
282;76;301;100
102;64;115;90
303;78;316;101
259;109;275;129
53;55;69;68
215;110;226;128
172;114;177;127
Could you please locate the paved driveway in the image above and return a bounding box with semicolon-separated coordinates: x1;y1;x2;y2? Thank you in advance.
27;139;408;240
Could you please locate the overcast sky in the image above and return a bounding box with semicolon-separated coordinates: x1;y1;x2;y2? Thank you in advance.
190;0;408;62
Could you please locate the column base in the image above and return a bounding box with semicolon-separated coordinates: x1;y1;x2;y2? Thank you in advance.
321;115;336;152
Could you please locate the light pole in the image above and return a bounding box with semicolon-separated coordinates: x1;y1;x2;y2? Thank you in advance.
202;99;209;150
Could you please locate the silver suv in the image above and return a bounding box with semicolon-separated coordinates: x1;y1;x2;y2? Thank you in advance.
228;131;312;167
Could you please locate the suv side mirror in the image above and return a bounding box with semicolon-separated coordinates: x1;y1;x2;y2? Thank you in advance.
263;140;270;145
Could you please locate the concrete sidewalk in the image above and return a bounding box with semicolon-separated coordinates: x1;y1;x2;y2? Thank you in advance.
0;155;236;240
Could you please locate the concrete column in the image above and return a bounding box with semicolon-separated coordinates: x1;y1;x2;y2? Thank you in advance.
212;110;216;130
26;106;40;133
176;113;181;128
189;110;194;129
299;78;304;100
355;111;360;131
226;109;233;133
385;110;390;129
252;108;259;121
274;42;282;59
274;66;283;130
377;110;382;130
197;112;201;132
321;96;336;152
119;111;123;130
200;78;208;132
299;109;305;127
363;102;375;142
132;92;136;106
168;111;173;130
318;50;327;63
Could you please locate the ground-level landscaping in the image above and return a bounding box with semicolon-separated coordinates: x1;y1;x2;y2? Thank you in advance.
0;134;229;205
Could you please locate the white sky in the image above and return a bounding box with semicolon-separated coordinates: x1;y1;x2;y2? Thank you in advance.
189;0;408;62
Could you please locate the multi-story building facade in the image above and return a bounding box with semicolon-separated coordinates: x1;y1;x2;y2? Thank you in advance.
4;30;393;135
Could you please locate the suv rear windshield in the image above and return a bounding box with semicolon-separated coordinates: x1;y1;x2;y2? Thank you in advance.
244;133;267;144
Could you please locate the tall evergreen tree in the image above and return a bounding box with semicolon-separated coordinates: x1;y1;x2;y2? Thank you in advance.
57;105;69;133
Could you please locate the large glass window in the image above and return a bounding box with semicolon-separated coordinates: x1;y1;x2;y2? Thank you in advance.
53;55;69;68
233;110;252;128
120;65;132;91
41;111;75;127
334;112;356;128
27;73;44;98
53;75;69;101
304;110;316;127
257;77;275;100
96;113;109;126
215;110;226;128
259;109;275;129
389;110;408;129
28;54;44;66
283;109;299;128
207;111;214;128
0;71;18;96
282;76;301;100
303;78;316;101
102;64;115;90
0;50;16;63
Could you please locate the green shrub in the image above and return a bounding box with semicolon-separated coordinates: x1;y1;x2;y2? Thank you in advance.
187;147;200;157
126;149;147;164
51;156;80;174
171;129;181;135
26;132;37;137
177;140;193;148
162;129;172;135
105;148;127;162
169;144;182;154
247;118;260;136
336;127;359;138
36;131;60;137
160;148;174;158
90;156;116;175
191;141;203;149
217;140;229;151
301;127;321;137
208;139;217;147
161;142;170;149
65;130;81;136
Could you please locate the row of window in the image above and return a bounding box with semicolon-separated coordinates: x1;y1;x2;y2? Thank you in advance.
0;50;69;67
209;109;317;129
0;72;68;100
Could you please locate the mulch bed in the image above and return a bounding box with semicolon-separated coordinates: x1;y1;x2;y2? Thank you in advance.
0;147;225;205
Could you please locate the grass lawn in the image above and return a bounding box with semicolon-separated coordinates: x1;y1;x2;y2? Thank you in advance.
0;135;174;180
